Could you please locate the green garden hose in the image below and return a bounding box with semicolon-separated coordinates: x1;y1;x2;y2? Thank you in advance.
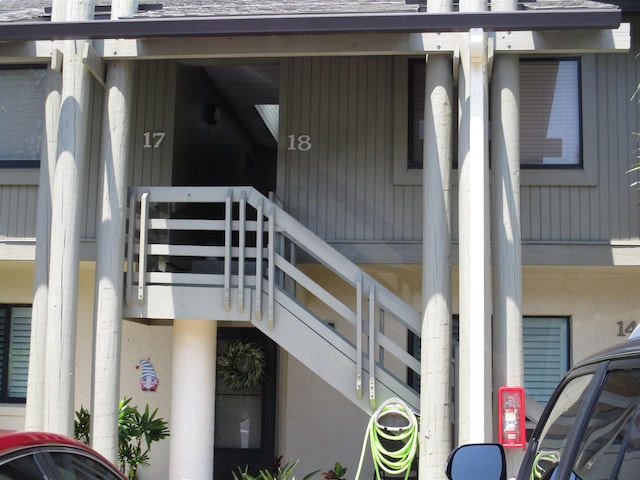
354;398;419;480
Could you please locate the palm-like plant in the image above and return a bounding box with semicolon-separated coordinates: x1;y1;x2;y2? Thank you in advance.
73;397;169;480
233;458;320;480
118;397;170;479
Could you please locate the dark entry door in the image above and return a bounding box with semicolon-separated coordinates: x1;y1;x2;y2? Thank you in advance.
214;328;277;480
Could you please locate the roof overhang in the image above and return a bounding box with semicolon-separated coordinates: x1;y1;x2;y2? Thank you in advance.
0;8;622;42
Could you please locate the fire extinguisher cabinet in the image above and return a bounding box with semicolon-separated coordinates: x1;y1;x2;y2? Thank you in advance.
498;386;526;449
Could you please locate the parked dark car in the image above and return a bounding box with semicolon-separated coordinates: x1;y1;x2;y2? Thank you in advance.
447;332;640;480
0;430;127;479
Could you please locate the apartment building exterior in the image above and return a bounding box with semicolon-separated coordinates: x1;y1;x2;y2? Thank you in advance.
0;1;638;479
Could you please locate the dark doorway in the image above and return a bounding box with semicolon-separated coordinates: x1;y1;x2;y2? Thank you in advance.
172;62;279;195
214;328;278;480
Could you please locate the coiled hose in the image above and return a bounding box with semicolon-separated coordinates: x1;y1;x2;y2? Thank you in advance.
354;398;419;480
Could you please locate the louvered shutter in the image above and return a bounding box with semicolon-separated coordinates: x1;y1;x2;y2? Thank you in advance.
8;307;31;399
0;309;5;396
523;317;569;405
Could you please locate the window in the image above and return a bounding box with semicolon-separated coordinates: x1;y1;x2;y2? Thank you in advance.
0;305;32;403
0;452;45;480
0;66;47;169
520;59;581;168
49;451;124;480
408;315;570;406
524;373;595;480
572;369;640;480
214;328;277;480
523;316;570;405
407;58;581;170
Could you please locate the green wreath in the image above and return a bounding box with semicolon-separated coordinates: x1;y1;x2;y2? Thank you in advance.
217;339;266;392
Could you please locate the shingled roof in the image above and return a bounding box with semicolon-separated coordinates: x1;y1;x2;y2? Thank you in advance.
0;0;621;23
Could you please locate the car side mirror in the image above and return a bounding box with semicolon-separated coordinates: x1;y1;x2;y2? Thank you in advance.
445;444;506;480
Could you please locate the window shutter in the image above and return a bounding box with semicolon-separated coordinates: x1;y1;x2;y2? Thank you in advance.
8;307;31;398
0;309;5;396
523;317;569;405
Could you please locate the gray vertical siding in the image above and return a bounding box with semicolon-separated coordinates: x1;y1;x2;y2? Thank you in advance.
128;61;175;189
3;34;640;254
0;186;38;239
521;28;640;244
280;56;423;243
0;60;175;248
280;41;640;247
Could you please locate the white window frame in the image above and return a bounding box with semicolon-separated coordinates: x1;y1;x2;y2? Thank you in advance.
393;55;598;187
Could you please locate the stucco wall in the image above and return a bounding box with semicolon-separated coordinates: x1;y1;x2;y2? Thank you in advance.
0;261;639;479
0;261;173;480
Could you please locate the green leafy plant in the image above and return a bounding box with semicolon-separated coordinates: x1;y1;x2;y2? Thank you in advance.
73;406;91;445
118;397;170;479
233;458;321;480
74;397;170;480
322;462;347;480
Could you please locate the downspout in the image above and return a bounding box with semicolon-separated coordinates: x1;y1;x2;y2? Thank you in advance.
91;0;137;463
420;0;453;479
26;0;66;432
44;0;96;436
491;0;524;474
457;1;492;444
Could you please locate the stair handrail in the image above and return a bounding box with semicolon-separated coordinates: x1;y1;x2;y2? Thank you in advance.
243;187;421;336
127;185;422;407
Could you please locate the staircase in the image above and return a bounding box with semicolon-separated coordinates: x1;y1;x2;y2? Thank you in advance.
123;186;420;413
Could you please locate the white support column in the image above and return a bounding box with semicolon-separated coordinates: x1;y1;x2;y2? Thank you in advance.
169;320;217;480
25;0;66;431
458;9;492;444
91;0;137;462
44;0;95;436
491;0;524;472
420;2;453;480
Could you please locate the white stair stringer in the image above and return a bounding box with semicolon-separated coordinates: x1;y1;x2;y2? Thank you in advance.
251;284;419;415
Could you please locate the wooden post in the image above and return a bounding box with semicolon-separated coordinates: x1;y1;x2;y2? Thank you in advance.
458;0;491;445
420;1;453;480
491;0;524;473
25;0;66;432
91;0;138;463
44;0;95;436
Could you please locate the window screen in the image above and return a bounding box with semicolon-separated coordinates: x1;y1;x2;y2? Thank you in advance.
520;59;581;168
407;58;581;169
0;67;47;169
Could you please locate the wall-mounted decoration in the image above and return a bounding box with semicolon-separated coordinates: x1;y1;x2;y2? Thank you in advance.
137;358;158;391
217;339;265;393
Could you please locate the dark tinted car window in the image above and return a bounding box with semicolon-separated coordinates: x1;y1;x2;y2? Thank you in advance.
573;369;640;480
526;374;594;480
49;451;122;480
0;453;44;480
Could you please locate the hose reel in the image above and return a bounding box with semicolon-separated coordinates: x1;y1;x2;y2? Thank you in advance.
354;398;419;480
